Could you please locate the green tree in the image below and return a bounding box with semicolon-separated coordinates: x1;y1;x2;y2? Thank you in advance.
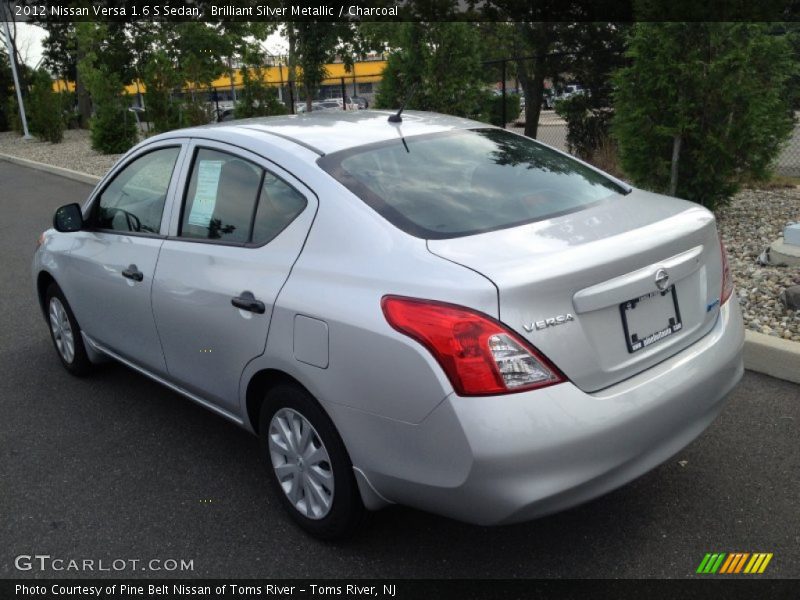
174;22;226;101
235;45;287;119
42;21;137;127
76;23;137;154
291;22;349;111
613;23;796;209
141;49;182;133
28;69;64;143
375;22;490;119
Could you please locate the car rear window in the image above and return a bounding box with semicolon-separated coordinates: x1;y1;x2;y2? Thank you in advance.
318;128;626;239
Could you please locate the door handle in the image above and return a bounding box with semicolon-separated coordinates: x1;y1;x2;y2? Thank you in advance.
121;264;144;282
231;291;266;314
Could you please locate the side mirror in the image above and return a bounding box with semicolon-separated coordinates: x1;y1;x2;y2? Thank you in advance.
53;203;84;233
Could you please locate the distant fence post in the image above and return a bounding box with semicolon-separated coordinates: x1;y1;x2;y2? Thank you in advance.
501;60;507;129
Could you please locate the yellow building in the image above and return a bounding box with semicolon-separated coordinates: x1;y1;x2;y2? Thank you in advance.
53;59;386;101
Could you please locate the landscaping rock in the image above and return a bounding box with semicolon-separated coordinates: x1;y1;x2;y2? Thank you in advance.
717;187;800;340
780;285;800;311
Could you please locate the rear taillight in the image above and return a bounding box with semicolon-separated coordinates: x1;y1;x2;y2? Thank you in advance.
381;296;565;396
720;238;734;305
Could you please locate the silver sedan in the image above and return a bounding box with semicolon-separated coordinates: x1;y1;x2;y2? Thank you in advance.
33;111;744;538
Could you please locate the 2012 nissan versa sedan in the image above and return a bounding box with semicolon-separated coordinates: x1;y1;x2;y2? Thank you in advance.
33;110;744;538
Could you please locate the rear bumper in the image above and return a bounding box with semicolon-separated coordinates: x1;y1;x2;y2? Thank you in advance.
356;300;744;525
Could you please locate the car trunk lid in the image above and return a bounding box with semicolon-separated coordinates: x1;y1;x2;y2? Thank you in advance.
427;189;725;392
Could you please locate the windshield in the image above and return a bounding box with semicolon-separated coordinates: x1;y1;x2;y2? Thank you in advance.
318;128;626;239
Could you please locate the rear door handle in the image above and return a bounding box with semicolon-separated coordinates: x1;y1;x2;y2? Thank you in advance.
121;264;144;282
231;291;266;314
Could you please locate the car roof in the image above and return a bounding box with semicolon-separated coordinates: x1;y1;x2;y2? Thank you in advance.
161;110;490;156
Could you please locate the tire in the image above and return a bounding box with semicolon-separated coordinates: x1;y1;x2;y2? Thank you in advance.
44;283;93;376
259;383;365;539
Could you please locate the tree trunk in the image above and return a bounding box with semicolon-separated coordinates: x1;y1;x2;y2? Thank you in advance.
287;24;299;112
75;40;91;127
228;57;236;104
669;134;682;197
525;66;546;139
515;23;552;139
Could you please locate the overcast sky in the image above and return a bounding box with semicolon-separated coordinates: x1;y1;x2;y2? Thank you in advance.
12;22;289;69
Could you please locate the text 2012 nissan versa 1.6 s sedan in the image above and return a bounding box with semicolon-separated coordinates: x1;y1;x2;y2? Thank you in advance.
33;111;744;538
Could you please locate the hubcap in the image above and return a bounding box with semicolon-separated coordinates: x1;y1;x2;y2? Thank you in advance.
268;408;334;520
48;297;75;364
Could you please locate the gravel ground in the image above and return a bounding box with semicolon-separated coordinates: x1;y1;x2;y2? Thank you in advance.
1;128;797;340
0;129;121;176
716;188;800;341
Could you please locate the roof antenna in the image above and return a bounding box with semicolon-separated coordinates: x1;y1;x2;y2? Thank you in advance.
388;81;420;123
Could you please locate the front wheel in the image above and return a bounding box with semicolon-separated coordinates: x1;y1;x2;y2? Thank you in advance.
259;384;365;539
45;283;93;376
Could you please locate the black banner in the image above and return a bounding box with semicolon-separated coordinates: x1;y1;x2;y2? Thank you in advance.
5;0;800;22
2;579;799;600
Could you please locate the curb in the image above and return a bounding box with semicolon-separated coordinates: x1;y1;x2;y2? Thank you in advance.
3;151;799;386
0;152;101;185
743;330;800;385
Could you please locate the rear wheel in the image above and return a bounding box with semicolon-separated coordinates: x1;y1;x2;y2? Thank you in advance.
45;283;92;376
259;384;365;539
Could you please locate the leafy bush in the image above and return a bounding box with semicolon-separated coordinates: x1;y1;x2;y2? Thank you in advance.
145;94;181;133
58;91;81;129
235;88;286;119
28;70;65;143
376;23;491;120
6;95;22;134
484;93;521;127
179;98;212;127
613;23;796;209
77;23;138;154
142;50;182;133
555;94;613;161
90;99;138;154
235;62;287;119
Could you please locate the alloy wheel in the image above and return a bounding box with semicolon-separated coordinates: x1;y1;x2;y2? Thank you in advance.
268;408;334;519
49;297;75;364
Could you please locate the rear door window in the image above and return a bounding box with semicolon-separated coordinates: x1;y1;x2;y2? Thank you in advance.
180;148;306;245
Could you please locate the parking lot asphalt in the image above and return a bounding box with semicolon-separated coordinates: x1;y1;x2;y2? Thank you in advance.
1;160;798;579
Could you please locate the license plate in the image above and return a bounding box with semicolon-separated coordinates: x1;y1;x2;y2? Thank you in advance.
620;286;683;353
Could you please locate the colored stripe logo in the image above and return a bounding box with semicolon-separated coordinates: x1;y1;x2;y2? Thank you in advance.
696;552;773;574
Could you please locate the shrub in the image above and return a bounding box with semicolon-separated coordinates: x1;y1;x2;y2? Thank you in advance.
376;22;490;120
89;99;138;154
77;24;138;154
555;94;613;161
58;91;81;129
28;70;65;143
6;95;22;135
142;50;182;133
484;93;521;127
179;98;212;127
235;85;286;119
613;23;796;209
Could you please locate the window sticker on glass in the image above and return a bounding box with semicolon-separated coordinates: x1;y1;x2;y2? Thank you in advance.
187;160;224;227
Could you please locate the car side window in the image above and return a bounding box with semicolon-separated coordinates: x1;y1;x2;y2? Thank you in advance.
96;147;180;234
252;172;307;245
180;148;307;245
180;149;264;243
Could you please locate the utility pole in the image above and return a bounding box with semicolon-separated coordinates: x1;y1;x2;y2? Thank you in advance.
2;16;32;139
